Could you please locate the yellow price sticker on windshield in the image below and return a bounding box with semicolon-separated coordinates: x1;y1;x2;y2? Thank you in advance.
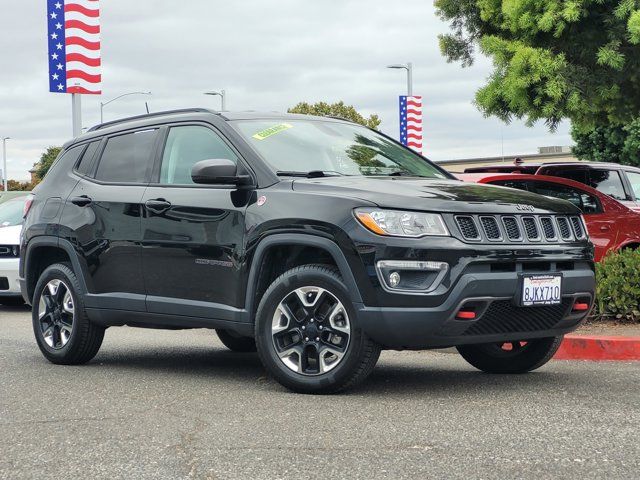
252;123;293;140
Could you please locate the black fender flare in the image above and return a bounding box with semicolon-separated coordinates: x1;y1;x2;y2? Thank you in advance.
23;236;92;300
244;233;364;319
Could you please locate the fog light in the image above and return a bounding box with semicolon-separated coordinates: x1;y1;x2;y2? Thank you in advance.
388;271;401;288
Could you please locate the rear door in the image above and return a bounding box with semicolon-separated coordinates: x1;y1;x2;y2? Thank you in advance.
141;123;252;319
62;128;159;311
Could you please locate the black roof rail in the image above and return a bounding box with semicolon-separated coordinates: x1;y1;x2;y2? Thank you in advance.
87;108;217;132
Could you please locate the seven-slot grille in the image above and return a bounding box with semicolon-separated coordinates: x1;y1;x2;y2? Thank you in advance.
454;215;586;243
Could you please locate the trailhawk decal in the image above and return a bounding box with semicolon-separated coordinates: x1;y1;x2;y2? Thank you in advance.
252;123;293;140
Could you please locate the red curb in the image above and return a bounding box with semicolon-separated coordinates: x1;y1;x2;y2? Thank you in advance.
554;335;640;361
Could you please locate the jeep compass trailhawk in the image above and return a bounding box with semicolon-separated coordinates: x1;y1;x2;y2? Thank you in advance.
20;109;595;393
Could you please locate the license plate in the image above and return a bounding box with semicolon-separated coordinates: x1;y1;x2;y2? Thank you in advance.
520;274;562;306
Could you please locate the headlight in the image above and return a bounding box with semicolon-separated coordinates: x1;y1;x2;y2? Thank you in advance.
355;208;449;237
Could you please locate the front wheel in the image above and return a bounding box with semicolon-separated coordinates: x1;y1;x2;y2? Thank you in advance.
457;336;563;374
255;265;380;394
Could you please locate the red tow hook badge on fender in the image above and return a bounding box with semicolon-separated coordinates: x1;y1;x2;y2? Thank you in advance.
257;195;267;206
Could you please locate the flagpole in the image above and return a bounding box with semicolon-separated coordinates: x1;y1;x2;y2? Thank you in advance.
72;93;82;137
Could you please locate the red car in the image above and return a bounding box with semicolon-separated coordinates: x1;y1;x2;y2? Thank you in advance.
458;173;640;262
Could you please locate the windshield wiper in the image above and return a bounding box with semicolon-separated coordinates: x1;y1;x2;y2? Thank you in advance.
276;170;346;178
386;171;421;177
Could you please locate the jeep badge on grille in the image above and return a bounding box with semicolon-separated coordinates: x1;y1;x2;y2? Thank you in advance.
515;204;535;212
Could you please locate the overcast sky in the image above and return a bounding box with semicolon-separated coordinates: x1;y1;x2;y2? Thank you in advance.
0;0;572;180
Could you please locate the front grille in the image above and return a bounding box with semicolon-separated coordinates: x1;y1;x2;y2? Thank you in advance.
522;217;540;241
502;217;522;241
570;217;585;239
480;216;501;240
540;217;557;240
455;216;480;240
556;217;572;240
462;299;572;336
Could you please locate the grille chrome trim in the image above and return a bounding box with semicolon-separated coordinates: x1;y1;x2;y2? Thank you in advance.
479;216;502;241
556;217;573;241
539;217;557;241
455;215;481;241
521;216;541;242
570;216;586;239
501;216;523;241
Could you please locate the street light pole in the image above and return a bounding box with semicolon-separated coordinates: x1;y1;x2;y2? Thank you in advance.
100;91;152;123
386;62;413;96
204;89;226;111
2;137;9;192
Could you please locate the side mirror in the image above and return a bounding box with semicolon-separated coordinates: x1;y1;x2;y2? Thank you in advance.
191;159;252;186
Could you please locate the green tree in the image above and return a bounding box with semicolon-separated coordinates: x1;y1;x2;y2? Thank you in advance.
572;119;640;166
435;0;640;130
35;146;62;180
7;179;34;191
288;101;381;129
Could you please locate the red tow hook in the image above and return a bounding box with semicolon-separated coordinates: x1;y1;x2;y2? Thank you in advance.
456;310;476;320
572;302;590;312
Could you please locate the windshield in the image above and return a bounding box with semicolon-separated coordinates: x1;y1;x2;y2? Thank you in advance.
0;197;27;227
231;119;450;179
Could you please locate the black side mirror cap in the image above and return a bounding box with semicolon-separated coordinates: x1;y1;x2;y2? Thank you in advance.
191;159;252;186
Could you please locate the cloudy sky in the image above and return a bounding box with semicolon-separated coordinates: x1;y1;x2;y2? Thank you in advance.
0;0;572;180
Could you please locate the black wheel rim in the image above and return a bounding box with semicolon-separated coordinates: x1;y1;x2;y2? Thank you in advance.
271;286;351;376
38;279;74;349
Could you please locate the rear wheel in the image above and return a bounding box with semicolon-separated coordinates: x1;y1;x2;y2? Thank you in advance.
457;336;563;373
215;329;256;352
32;263;104;365
255;264;380;394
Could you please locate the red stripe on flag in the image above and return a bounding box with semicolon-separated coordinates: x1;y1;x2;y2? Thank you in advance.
66;70;102;83
406;108;422;116
66;53;101;67
65;36;100;50
407;141;423;148
67;85;101;95
65;20;100;34
64;4;100;17
407;133;422;140
407;100;422;107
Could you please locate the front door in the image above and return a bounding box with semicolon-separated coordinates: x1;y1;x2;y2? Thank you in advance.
141;124;252;318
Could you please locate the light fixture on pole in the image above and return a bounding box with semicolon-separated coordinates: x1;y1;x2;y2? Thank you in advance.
204;89;226;111
386;62;413;96
1;137;9;192
100;91;152;123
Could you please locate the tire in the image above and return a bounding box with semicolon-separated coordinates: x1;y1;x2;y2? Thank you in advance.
255;264;380;394
32;263;104;365
457;336;563;374
215;329;257;352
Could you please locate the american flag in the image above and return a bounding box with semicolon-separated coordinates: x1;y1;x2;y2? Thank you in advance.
47;0;101;94
399;96;423;154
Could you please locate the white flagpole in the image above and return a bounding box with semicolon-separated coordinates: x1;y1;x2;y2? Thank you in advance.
72;92;82;137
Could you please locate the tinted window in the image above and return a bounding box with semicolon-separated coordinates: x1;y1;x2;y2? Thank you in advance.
160;126;238;185
45;145;84;179
95;129;157;183
625;171;640;199
588;170;627;201
492;180;601;214
543;168;588;185
75;140;101;176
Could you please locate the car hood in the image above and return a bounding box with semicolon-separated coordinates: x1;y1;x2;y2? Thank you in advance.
0;225;22;245
292;177;581;214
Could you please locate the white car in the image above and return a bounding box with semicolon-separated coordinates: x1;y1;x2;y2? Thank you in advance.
0;196;29;306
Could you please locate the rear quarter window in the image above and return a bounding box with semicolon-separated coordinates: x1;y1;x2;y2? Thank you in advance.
94;129;157;183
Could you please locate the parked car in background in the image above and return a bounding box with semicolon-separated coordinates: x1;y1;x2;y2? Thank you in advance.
463;161;640;211
0;195;30;305
459;173;640;261
0;191;31;205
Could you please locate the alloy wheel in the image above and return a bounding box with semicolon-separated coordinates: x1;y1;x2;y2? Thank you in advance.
271;286;351;375
38;279;74;349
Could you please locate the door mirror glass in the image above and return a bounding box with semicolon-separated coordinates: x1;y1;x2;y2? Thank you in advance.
191;159;250;185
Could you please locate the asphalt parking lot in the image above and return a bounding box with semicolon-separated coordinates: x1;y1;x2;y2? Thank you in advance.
1;306;639;480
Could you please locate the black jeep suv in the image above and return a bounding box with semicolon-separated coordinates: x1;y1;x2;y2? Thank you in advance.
21;109;595;393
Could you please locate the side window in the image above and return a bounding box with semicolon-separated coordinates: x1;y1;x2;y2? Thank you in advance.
45;145;85;179
74;140;101;177
524;181;601;214
588;170;628;201
542;168;588;185
94;129;157;183
159;126;238;185
625;171;640;199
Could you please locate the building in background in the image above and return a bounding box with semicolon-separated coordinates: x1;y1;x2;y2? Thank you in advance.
435;146;576;173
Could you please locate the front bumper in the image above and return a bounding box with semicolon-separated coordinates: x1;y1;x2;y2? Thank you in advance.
0;258;22;297
355;267;595;349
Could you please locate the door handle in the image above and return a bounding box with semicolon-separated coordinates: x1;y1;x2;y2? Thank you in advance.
145;199;172;214
70;195;92;207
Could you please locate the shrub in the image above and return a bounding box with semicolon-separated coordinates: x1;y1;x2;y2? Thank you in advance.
594;248;640;322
